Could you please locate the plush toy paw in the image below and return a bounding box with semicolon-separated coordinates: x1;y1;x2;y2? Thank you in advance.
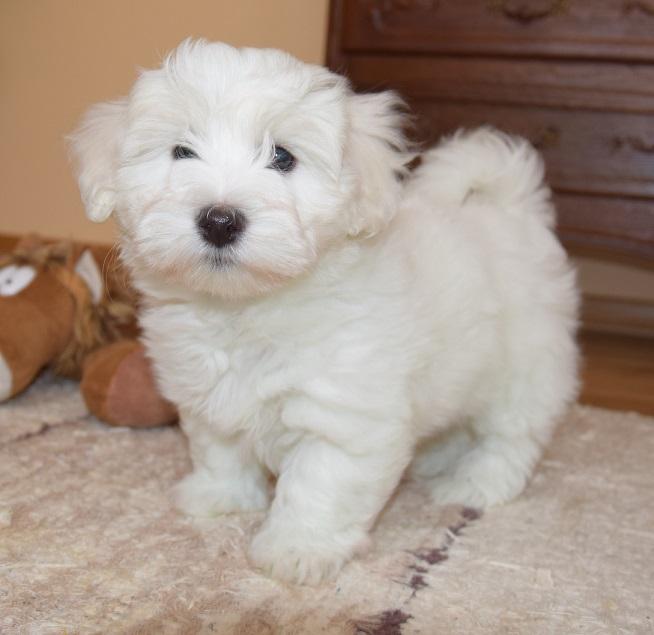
81;340;177;427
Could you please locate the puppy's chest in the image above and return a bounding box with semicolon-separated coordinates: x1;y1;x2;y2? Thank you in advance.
147;311;302;433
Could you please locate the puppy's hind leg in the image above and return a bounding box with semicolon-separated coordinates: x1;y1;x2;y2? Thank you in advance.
428;330;578;508
426;421;547;508
410;426;475;479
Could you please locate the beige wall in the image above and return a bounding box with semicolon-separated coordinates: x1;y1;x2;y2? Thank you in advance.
0;0;329;244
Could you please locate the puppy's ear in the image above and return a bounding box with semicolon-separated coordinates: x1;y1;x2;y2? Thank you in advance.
345;91;411;237
68;100;127;222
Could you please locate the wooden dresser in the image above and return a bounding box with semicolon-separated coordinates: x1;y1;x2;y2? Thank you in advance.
327;0;654;270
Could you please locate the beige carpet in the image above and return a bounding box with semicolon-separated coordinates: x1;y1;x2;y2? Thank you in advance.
1;375;652;634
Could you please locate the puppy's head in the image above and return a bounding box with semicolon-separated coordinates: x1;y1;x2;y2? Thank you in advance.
70;40;409;299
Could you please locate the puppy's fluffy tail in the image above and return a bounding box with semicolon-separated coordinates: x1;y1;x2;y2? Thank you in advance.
417;127;555;226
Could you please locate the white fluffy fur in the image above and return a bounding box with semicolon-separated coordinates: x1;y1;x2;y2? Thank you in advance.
70;40;579;585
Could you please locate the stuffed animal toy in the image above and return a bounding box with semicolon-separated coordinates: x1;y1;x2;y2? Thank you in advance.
0;237;177;427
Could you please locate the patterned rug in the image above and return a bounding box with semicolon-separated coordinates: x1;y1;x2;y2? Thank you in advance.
1;375;652;634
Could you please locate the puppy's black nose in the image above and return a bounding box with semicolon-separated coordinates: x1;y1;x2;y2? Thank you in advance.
197;206;245;248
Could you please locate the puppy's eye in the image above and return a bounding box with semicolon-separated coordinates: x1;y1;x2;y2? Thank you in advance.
172;145;198;160
269;145;295;173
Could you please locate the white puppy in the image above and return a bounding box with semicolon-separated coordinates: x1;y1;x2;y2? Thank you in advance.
70;40;578;585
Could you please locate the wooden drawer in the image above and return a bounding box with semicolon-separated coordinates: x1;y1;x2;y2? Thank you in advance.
556;194;654;265
328;0;654;268
411;101;654;199
342;0;654;62
347;55;654;114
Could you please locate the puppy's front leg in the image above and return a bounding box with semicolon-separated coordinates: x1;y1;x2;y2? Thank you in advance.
249;420;412;585
173;413;271;517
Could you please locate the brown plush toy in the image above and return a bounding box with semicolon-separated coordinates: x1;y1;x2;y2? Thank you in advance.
0;237;177;427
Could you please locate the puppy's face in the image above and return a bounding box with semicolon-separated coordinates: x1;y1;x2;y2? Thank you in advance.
71;41;408;299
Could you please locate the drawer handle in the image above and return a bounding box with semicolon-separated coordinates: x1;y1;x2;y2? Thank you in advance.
623;1;654;16
532;126;560;150
491;0;569;24
612;136;654;154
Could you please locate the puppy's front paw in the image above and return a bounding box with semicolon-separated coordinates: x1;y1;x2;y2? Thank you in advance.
249;522;368;585
172;470;270;518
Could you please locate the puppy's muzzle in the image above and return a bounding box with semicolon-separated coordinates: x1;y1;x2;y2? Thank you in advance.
197;206;246;248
